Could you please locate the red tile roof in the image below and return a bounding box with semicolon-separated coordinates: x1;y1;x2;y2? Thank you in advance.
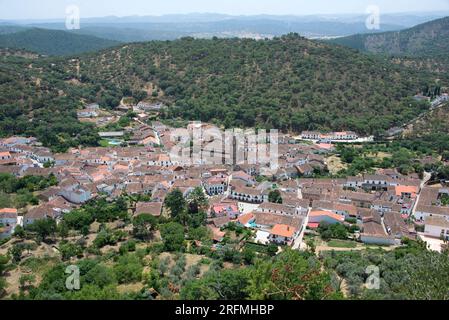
270;224;297;238
238;213;255;225
309;210;345;222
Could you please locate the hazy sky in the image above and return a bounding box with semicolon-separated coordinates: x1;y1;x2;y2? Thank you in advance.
1;0;449;20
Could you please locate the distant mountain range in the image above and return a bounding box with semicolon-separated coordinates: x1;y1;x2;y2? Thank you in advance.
1;12;448;43
330;16;449;56
0;28;120;56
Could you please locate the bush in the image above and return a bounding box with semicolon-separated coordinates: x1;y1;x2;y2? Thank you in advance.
93;228;122;248
267;244;279;256
59;242;84;261
113;254;143;284
119;240;137;255
160;222;185;252
318;223;348;240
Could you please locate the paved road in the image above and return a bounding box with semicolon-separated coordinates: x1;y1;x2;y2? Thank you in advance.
412;171;432;219
402;101;448;132
292;207;310;250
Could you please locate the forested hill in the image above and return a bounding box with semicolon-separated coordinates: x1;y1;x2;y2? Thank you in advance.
0;28;121;56
330;17;449;57
0;35;443;151
79;35;437;135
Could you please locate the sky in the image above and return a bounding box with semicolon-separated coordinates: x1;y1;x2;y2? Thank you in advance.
1;0;449;20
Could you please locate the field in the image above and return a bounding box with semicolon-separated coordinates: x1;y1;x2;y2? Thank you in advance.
327;240;358;249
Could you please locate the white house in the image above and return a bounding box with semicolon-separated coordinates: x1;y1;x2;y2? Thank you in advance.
32;150;55;164
148;154;172;167
257;202;301;216
0;208;18;238
269;224;298;245
231;171;256;186
230;186;268;204
424;216;449;240
344;176;364;189
331;131;359;141
58;178;92;204
204;175;228;196
300;131;321;140
0;151;12;161
415;205;449;222
77;110;99;118
60;188;92;204
362;175;390;189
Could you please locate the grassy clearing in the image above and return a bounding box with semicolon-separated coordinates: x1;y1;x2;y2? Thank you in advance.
244;242;268;254
366;152;392;160
99;139;110;147
327;240;358;248
326;155;348;175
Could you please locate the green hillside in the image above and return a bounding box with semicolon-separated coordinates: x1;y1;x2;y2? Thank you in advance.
79;35;438;135
0;28;121;56
331;16;449;57
0;35;443;151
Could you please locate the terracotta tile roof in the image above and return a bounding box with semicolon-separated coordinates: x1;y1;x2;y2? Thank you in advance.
258;202;297;215
232;171;254;181
395;185;419;197
238;213;255;225
253;212;304;229
207;225;226;242
309;210;345;222
312;200;357;217
210;216;231;228
0;208;18;218
384;211;413;239
0;208;17;214
172;179;202;189
270;224;297;238
212;203;239;215
362;221;389;237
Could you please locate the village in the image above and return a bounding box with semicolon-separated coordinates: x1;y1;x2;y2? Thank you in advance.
1;103;449;258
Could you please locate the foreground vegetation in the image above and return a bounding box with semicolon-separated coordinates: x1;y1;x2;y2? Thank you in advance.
1;191;448;300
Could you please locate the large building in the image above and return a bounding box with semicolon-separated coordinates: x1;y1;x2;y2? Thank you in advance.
424;216;449;240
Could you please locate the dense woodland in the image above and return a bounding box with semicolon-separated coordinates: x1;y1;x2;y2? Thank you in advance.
0;28;120;56
332;17;449;57
331;17;449;76
0;34;444;152
79;34;437;135
0;51;100;152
